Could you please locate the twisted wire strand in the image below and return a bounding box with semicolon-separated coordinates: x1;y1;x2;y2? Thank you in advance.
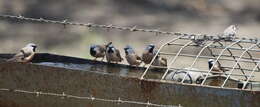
0;88;181;107
0;14;259;44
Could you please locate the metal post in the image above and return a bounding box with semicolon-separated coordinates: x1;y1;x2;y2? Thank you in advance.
242;61;260;89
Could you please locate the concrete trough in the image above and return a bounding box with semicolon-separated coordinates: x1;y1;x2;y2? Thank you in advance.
0;53;259;107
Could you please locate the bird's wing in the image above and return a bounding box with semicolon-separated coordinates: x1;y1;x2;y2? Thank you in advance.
161;57;167;66
7;51;24;62
136;55;142;60
21;47;34;57
116;49;123;60
220;67;229;72
98;45;106;52
212;65;222;72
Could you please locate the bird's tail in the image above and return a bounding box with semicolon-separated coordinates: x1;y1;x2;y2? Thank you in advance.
105;42;113;48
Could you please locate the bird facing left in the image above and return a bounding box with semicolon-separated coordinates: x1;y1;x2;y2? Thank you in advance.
7;43;37;63
90;42;112;61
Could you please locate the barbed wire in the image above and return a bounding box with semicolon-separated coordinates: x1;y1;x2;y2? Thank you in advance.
0;14;259;44
0;88;181;107
0;14;181;35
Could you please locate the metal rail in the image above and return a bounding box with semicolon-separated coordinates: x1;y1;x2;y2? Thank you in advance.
169;43;260;53
159;52;260;64
225;43;247;79
180;42;215;83
221;42;260;88
161;41;193;80
237;43;260;75
242;62;260;89
201;40;241;85
150;65;255;77
140;35;186;79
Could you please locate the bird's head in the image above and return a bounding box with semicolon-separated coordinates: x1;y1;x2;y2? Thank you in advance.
124;45;135;55
230;24;238;31
90;45;98;52
26;43;37;52
145;44;155;53
208;59;215;69
107;44;115;53
105;42;113;48
90;45;96;49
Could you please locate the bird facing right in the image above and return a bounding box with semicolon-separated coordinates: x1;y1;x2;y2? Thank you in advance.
7;43;37;63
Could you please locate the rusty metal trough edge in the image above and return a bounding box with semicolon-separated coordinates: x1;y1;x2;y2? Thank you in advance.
0;53;259;107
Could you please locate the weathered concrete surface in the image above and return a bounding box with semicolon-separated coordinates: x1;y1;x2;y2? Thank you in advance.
0;54;259;107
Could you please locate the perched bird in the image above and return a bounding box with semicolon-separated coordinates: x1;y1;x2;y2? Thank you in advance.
90;42;112;61
7;43;37;63
223;25;238;40
208;59;228;74
152;55;167;67
124;45;142;66
106;44;123;63
142;44;156;65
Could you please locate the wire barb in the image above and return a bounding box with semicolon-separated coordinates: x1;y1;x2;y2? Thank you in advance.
0;14;259;43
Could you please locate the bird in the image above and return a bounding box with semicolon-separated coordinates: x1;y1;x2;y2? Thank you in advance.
90;42;112;61
208;59;229;75
124;45;142;66
223;25;238;40
7;43;37;63
106;44;123;63
142;44;156;65
152;55;167;67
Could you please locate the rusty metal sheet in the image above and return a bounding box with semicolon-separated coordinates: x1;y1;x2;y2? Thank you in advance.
0;53;259;107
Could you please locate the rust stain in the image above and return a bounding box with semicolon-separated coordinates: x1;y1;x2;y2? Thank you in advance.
140;80;157;100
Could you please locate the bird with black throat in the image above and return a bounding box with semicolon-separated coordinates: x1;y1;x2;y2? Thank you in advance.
208;59;229;75
90;42;112;61
142;44;156;65
106;43;123;63
7;43;37;63
124;45;142;66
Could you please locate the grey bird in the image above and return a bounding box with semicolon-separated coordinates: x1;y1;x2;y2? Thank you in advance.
152;55;167;67
7;43;37;63
106;44;123;63
223;25;238;40
90;42;112;61
208;59;229;75
142;44;156;65
124;45;142;66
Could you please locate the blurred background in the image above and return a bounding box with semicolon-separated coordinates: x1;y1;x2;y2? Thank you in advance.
0;0;260;60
